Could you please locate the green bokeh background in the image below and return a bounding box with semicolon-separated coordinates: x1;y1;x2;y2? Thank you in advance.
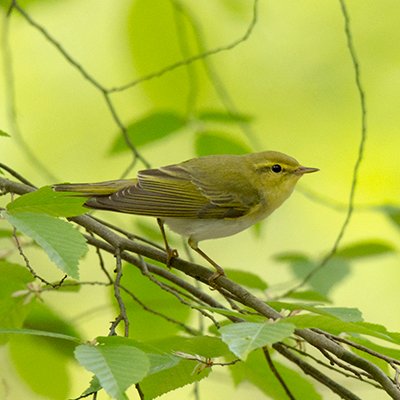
1;1;399;399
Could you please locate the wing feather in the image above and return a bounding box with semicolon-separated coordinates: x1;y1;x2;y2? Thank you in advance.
85;163;256;219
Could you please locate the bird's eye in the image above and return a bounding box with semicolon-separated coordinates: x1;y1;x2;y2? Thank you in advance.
271;164;282;173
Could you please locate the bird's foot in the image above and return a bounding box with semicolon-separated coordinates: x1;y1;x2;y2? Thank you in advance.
166;247;179;268
207;268;225;289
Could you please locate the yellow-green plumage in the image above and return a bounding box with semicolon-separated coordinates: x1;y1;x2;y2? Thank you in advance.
53;151;318;279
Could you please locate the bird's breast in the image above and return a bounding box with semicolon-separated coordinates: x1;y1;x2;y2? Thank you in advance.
164;205;269;243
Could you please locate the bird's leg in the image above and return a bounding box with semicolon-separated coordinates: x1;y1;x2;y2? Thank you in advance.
157;218;178;268
188;238;225;286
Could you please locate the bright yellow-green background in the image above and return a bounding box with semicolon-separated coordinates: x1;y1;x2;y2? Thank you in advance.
1;1;400;399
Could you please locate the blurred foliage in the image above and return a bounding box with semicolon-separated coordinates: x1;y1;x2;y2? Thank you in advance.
0;1;400;399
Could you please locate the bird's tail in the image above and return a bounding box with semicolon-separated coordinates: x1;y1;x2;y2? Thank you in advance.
53;179;137;196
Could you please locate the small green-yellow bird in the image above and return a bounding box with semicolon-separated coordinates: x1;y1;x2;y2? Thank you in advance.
53;151;318;281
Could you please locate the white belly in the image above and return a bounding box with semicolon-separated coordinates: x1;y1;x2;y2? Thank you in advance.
164;212;266;243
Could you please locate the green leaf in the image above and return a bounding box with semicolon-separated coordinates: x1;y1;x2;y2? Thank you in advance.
127;0;207;111
75;342;150;400
0;129;10;137
201;305;264;323
349;336;400;363
98;336;181;376
230;350;322;400
118;265;191;340
149;335;232;359
335;240;396;259
9;334;71;399
381;205;400;229
220;322;295;360
0;228;19;238
7;186;87;217
224;269;268;290
318;307;363;322
109;111;186;154
0;261;34;343
81;375;101;397
285;314;400;344
195;130;252;156
196;109;252;123
130;335;230;399
140;358;209;399
3;211;87;279
286;290;331;303
276;252;350;296
268;302;363;322
22;302;81;355
274;252;311;264
0;327;80;343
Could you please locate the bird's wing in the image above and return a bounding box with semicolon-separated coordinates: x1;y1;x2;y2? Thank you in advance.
85;164;258;219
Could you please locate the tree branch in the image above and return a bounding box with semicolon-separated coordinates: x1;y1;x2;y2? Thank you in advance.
1;175;399;399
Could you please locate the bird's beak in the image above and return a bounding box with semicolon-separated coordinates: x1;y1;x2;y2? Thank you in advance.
295;166;320;175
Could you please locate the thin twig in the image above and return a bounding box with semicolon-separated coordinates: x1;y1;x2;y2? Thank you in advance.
137;256;221;328
0;163;36;188
1;9;58;182
12;225;53;287
263;346;296;400
119;284;200;336
3;176;399;399
10;0;149;173
108;0;260;93
280;0;368;298
274;343;363;400
284;343;382;389
110;247;129;337
317;330;400;367
174;0;261;149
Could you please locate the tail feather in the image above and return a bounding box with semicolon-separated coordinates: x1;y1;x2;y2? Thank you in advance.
53;179;137;196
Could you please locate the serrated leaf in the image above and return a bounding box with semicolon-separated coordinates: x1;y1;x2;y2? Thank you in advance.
98;336;181;376
335;240;395;259
0;129;10;137
75;343;150;400
109;111;185;154
220;322;295;360
81;375;101;397
3;211;87;279
224;269;268;290
195;130;251;156
7;186;87;217
140;358;209;399
196;109;252;123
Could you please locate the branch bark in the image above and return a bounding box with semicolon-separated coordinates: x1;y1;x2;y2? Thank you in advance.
1;175;399;399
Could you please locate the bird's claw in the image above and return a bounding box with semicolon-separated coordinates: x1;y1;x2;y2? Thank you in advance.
166;247;179;268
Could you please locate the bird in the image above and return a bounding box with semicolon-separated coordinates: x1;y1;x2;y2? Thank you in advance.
53;151;318;283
